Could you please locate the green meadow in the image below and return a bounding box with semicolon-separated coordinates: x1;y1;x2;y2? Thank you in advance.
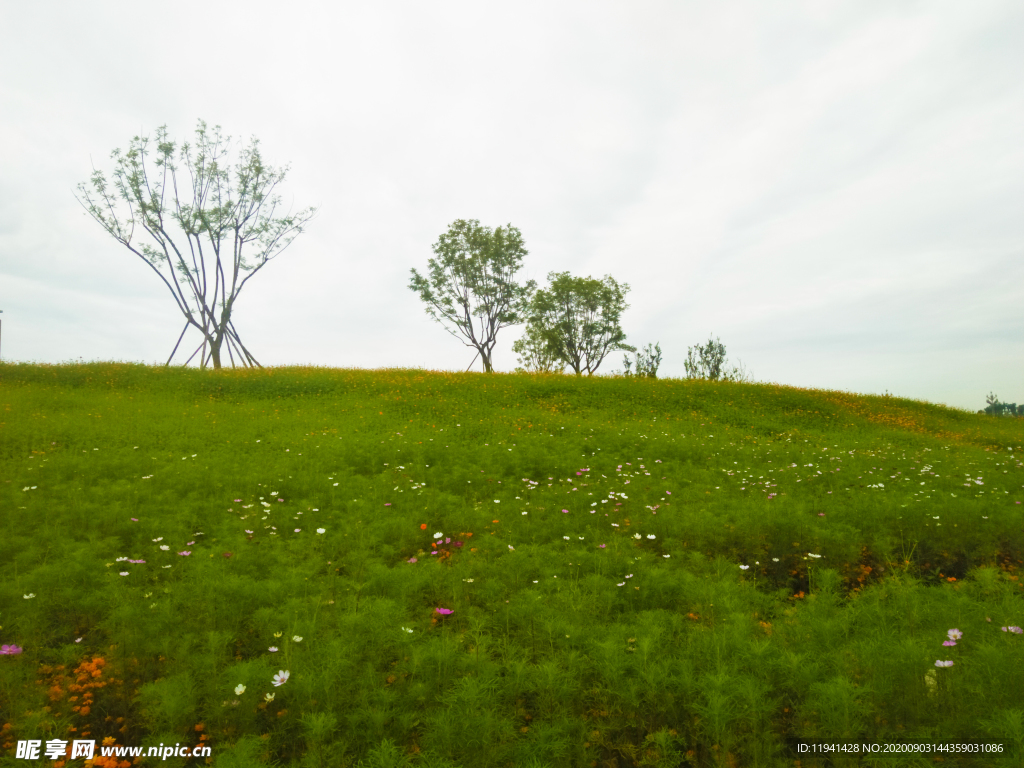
1;362;1022;768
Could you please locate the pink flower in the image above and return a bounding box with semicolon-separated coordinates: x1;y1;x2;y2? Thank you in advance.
178;551;191;557
234;499;242;502
1;644;23;655
435;608;453;615
408;557;417;563
130;518;138;522
599;544;606;548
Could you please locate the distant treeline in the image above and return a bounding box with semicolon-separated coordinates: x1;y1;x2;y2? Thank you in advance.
981;392;1023;416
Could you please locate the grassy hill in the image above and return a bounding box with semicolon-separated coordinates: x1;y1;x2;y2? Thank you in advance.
1;363;1021;767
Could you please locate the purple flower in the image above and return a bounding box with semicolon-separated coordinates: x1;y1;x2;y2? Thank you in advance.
454;541;463;548
435;608;453;615
1;644;23;655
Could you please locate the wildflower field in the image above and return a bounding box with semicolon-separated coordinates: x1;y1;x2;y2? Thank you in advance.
1;362;1022;768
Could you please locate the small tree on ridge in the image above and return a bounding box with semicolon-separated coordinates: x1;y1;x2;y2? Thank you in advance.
75;120;317;369
528;271;634;376
409;219;535;373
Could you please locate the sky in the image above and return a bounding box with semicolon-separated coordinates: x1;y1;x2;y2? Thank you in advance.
1;0;1021;414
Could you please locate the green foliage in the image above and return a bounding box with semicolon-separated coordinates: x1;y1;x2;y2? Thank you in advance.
0;362;1022;767
983;392;1024;417
527;271;634;376
409;220;536;373
623;342;662;379
75;121;317;369
683;334;753;383
512;322;565;374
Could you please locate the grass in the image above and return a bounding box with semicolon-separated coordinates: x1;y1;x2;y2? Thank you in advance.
0;361;1022;768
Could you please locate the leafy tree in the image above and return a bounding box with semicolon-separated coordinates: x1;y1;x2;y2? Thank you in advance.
623;342;662;378
409;219;535;373
528;272;634;376
512;321;565;373
75;121;317;369
684;334;754;383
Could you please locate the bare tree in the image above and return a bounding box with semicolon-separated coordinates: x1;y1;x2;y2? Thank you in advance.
409;219;535;373
75;120;317;369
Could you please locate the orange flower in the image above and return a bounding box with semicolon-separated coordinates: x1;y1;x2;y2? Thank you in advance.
420;524;427;530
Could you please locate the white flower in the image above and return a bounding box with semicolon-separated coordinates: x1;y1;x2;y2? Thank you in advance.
23;593;35;599
160;545;170;551
494;500;500;503
265;692;275;702
634;534;641;539
739;565;749;570
647;534;656;540
401;627;414;633
434;532;443;539
272;670;290;687
316;528;326;534
234;684;246;695
120;572;129;576
292;636;302;643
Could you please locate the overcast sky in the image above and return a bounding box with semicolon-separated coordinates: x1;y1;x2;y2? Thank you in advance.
1;1;1021;414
